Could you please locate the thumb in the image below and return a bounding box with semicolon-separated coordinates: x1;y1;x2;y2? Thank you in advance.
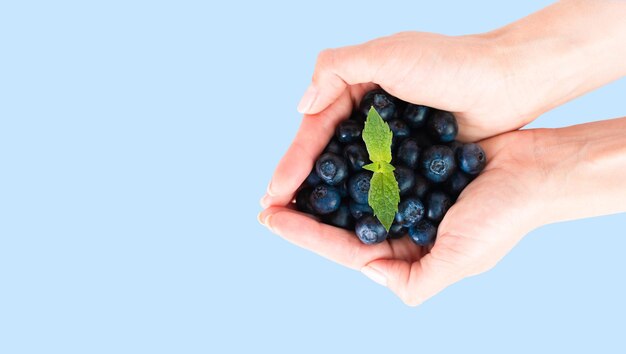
297;43;385;114
363;247;467;306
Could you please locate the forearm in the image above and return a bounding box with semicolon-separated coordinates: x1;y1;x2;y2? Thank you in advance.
489;0;626;122
534;117;626;224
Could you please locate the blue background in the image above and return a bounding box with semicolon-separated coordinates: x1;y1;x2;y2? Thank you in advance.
1;0;625;353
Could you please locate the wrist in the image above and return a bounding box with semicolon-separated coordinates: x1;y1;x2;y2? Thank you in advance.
485;0;626;123
531;118;626;225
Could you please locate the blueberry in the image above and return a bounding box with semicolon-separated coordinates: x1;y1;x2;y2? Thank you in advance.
427;110;458;143
397;138;420;169
420;145;456;183
315;152;348;186
445;170;472;197
305;168;321;186
412;174;431;199
425;190;452;223
388;119;410;142
394;165;416;196
349;201;373;219
457;143;487;175
358;89;398;121
348;171;372;204
324;203;354;229
295;187;314;214
336;120;363;144
309;184;342;215
394;197;425;228
324;138;343;155
388;221;407;239
408;220;437;246
355;215;388;244
343;143;369;171
403;104;430;128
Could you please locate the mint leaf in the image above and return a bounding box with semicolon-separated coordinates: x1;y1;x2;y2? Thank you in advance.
361;107;400;232
362;107;393;163
368;171;401;231
363;161;395;174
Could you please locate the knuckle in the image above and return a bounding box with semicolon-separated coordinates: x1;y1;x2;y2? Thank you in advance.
316;48;336;69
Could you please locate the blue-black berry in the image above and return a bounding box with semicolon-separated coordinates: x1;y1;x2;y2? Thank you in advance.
408;220;437;246
427;110;458;143
315;152;348;186
420;145;456;183
457;143;487;175
355;215;388;244
309;184;342;215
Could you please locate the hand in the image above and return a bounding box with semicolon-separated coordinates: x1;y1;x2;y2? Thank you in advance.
262;0;626;209
259;118;626;305
259;129;547;305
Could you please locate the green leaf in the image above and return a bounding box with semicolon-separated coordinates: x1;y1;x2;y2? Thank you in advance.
362;107;393;163
361;106;400;232
363;161;395;174
368;172;401;231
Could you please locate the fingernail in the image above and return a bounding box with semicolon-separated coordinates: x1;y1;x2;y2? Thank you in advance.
297;84;317;114
266;181;275;197
264;214;274;231
260;193;271;208
257;212;265;225
361;266;388;287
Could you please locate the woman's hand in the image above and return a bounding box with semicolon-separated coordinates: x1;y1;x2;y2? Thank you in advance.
259;130;546;305
259;118;626;305
262;0;626;209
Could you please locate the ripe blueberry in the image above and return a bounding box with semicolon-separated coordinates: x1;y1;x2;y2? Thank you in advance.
315;152;348;186
420;145;456;183
343;143;369;171
388;119;410;142
336;120;363;144
395;197;425;228
348;171;372;204
397;138;420;169
355;215;388;244
309;184;342;215
403;104;430;128
408;220;437;246
457;143;487;175
349;201;373;219
425;190;453;223
427;110;458;143
358;89;398;121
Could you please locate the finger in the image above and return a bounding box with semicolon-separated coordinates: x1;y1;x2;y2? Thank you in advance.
364;236;468;306
258;206;392;270
297;43;384;115
261;90;354;209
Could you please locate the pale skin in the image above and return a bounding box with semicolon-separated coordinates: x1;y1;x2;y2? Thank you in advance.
258;0;626;306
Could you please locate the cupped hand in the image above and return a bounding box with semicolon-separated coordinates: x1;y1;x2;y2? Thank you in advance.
259;129;549;306
261;31;533;208
296;31;539;142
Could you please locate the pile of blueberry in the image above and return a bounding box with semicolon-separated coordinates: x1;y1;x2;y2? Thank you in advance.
295;89;486;246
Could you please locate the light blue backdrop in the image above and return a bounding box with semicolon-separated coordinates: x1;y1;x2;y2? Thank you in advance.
1;1;624;353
